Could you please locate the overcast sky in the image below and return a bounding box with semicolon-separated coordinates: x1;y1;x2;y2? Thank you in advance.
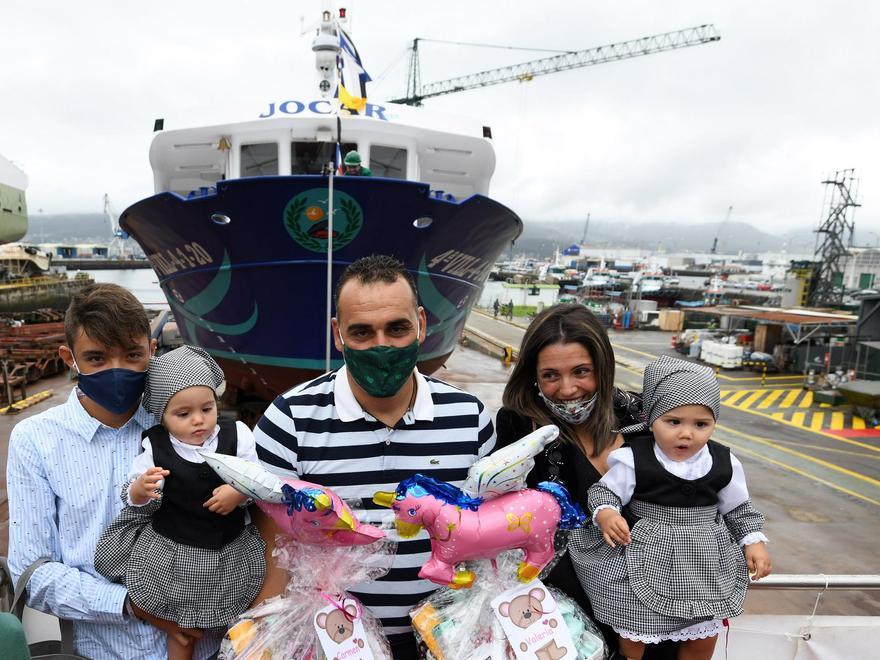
2;1;877;237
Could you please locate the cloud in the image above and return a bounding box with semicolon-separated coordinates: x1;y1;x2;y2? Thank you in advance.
0;0;877;236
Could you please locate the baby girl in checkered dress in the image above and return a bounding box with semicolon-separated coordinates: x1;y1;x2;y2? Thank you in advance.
569;356;772;660
95;346;266;660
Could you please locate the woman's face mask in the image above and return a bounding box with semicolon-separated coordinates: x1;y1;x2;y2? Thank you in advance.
537;389;598;425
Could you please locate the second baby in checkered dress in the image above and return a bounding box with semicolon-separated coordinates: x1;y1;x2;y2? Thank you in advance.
569;356;772;660
94;346;266;660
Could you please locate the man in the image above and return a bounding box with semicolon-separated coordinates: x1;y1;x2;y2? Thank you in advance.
7;283;207;659
253;255;495;658
342;150;373;176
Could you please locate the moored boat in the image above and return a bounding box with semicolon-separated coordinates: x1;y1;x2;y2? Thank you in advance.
120;12;522;402
0;154;28;246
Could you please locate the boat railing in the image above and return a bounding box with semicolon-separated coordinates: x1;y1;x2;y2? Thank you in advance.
0;275;68;290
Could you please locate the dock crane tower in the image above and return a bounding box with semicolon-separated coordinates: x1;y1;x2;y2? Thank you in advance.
392;24;720;106
710;206;733;254
808;170;860;307
104;194;130;259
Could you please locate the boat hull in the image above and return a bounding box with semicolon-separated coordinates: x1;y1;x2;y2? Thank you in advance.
121;175;522;401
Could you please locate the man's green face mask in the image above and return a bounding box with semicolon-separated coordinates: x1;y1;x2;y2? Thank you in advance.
339;322;420;398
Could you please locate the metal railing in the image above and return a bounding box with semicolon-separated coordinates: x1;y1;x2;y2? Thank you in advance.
749;574;880;591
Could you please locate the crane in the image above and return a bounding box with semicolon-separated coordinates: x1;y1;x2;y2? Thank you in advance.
103;193;130;259
391;24;720;105
710;205;733;254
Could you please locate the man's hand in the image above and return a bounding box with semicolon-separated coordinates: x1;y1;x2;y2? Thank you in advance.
744;542;772;580
595;508;631;548
129;467;169;505
203;484;247;515
129;600;203;647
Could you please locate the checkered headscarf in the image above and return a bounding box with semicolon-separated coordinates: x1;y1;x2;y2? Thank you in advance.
142;345;225;416
619;355;720;434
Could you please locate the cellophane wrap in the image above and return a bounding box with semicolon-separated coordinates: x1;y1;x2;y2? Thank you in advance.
219;535;396;660
411;550;607;660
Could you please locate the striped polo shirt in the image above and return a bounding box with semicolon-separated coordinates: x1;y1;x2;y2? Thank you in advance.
253;365;495;641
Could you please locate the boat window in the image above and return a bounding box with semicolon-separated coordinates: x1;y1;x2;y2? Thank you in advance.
291;142;357;174
241;143;278;177
370;145;407;178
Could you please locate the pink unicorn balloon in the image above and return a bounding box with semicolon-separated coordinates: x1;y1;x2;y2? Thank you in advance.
262;480;385;546
373;474;585;588
201;451;384;546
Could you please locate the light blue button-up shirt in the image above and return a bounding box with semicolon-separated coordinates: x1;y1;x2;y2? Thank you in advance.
6;388;167;659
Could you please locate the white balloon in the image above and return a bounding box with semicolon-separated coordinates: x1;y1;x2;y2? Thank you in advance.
199;450;285;502
461;425;559;498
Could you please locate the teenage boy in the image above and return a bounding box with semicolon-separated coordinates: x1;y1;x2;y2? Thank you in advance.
7;283;204;659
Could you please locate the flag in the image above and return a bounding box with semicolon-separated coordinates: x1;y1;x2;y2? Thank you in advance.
337;27;370;113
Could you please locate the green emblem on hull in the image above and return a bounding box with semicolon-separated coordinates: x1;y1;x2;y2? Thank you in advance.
284;189;363;252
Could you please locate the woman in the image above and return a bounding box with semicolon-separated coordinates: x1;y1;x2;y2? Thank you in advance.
496;304;675;658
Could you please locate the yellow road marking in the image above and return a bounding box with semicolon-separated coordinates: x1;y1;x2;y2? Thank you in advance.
721;397;880;453
610;343;658;360
778;389;802;409
757;389;785;409
715;437;880;507
736;390;769;409
772;412;785;421
765;437;880;459
831;412;845;430
810;412;825;431
725;390;753;406
716;423;880;488
799;391;813;408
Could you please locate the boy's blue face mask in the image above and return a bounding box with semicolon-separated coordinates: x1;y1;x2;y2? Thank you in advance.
73;360;148;415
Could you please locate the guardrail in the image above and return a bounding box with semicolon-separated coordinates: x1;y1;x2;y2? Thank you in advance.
749;574;880;590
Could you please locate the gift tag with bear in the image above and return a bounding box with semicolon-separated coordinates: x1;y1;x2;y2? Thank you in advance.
491;581;575;660
313;596;376;660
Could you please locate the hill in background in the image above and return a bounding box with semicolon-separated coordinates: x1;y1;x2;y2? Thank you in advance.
22;212;828;257
23;213;110;244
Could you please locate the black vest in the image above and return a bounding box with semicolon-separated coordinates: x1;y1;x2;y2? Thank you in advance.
631;437;733;508
149;421;245;550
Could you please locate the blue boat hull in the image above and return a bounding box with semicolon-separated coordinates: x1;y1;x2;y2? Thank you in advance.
121;175;522;400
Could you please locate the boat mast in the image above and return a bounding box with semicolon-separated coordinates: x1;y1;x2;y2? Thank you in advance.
312;6;343;371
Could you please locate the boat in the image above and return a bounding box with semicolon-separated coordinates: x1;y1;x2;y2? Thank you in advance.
0;154;28;245
120;11;522;402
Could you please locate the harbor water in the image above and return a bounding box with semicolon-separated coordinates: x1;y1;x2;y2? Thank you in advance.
88;268;167;309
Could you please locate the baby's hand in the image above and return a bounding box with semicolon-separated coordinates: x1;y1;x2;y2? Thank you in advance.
744;542;772;580
130;467;169;505
595;508;631;548
203;484;248;515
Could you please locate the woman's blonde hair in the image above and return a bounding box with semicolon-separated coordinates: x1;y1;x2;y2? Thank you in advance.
502;304;617;457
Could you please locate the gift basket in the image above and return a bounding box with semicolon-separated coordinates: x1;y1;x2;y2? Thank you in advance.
200;452;395;660
371;427;606;660
411;552;607;660
220;539;394;660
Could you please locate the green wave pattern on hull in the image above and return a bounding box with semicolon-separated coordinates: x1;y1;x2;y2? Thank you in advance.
176;253;472;371
173;251;259;341
0;181;27;245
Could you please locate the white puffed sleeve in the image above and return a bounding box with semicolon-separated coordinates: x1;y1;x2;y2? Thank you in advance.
591;447;636;522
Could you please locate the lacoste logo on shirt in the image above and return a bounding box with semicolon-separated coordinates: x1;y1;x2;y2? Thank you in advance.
430;459;440;465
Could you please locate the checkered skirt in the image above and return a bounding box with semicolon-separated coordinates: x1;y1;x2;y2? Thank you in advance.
95;504;266;629
569;498;748;637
